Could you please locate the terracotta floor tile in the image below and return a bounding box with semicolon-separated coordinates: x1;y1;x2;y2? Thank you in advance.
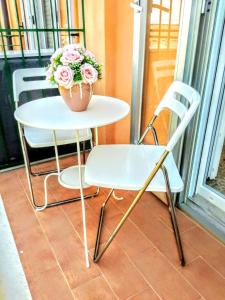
105;213;154;258
129;200;198;266
2;183;56;278
133;247;200;300
1;160;225;300
63;202;110;249
29;267;75;300
36;206;100;289
0;169;21;193
0;172;26;203
114;191;196;233
73;275;116;300
183;226;225;277
36;206;80;242
3;192;37;235
97;242;148;300
128;288;160;300
180;257;225;300
17;226;57;279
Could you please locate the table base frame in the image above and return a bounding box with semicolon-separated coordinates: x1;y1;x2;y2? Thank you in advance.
19;125;99;211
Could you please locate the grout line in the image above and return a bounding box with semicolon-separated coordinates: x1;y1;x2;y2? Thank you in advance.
118;245;163;300
72;274;119;300
123;191;225;279
6;169;224;300
159;216;197;234
125;288;159;300
60;205;91;255
103;195;164;299
200;256;225;279
194;223;225;248
99;273;119;300
61;204;119;300
112;192;203;299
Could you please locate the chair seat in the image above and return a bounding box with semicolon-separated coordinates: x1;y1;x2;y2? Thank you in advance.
85;144;184;193
24;126;92;148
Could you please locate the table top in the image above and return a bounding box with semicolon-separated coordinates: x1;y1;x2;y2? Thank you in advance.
14;95;130;130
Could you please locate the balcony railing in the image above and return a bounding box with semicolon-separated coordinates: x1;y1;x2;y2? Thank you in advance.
0;0;86;61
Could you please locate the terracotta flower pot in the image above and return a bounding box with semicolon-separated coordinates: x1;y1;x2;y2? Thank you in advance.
59;84;92;112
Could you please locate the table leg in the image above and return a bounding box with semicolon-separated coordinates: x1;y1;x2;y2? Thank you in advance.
94;127;99;146
53;130;60;175
76;130;90;268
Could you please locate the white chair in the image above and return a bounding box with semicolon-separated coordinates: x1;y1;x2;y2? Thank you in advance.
13;68;98;210
85;81;200;266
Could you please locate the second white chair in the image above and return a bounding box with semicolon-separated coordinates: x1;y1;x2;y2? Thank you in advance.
85;81;200;266
13;67;98;210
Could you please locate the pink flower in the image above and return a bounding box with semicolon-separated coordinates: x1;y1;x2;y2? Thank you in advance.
81;63;98;84
54;66;74;88
60;49;84;65
63;43;81;51
84;49;96;61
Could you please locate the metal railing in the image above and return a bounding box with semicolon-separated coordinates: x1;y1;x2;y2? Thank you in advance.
0;0;86;61
149;0;181;50
0;0;86;170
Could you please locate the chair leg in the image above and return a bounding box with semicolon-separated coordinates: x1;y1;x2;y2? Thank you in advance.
93;187;148;263
82;141;86;164
27;140;88;177
94;189;114;260
93;150;169;263
162;166;185;266
19;125;100;210
25;142;59;177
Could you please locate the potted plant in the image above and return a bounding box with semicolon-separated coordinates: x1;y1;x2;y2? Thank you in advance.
46;43;102;112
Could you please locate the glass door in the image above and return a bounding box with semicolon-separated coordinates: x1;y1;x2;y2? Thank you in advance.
196;23;225;216
130;0;188;144
142;0;183;145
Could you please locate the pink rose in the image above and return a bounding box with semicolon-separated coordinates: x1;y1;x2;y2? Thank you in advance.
84;49;96;61
81;63;98;84
60;49;84;65
54;66;74;88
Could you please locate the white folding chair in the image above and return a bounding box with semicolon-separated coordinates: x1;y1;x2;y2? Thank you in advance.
13;68;99;210
85;81;200;266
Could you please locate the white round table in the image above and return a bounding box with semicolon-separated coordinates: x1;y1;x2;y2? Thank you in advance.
15;95;130;130
15;95;130;188
14;94;130;268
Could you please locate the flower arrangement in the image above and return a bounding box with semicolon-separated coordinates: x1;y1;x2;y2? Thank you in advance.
46;43;102;89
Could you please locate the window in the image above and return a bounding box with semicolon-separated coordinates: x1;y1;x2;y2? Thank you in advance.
0;0;85;59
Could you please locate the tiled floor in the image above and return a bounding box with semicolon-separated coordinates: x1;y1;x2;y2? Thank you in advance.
0;157;225;300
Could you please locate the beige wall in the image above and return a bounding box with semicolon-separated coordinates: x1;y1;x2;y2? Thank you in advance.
85;0;133;144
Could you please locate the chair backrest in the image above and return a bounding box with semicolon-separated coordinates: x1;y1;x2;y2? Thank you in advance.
154;81;200;151
13;68;57;106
